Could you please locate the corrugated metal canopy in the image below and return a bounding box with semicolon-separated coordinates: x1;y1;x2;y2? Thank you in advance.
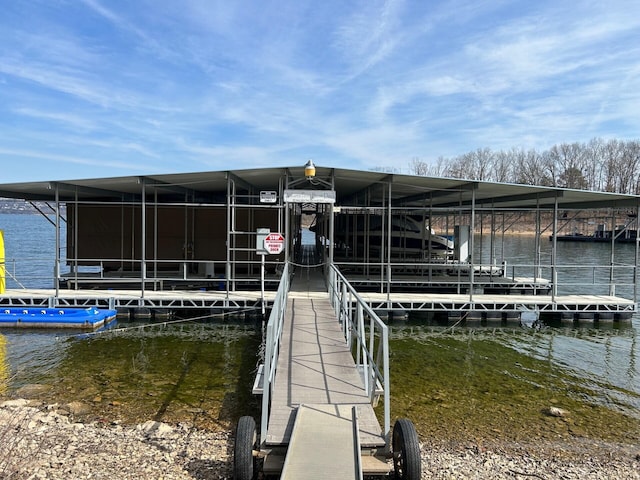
0;166;638;210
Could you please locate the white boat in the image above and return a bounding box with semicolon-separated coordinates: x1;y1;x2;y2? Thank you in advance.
312;214;454;260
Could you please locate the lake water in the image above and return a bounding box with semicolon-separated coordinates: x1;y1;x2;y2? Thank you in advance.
2;213;61;289
0;213;638;443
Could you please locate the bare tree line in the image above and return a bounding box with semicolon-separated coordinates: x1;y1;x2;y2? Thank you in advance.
409;138;640;194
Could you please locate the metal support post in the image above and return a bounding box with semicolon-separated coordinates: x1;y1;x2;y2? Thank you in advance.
261;253;266;316
54;183;60;298
551;195;558;301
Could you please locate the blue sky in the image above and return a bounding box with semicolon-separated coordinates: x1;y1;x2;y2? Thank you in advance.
1;0;639;183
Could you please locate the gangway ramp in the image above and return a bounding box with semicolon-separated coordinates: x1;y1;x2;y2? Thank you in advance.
236;263;420;479
262;266;389;477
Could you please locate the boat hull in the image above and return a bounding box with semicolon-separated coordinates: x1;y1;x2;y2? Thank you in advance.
550;228;638;243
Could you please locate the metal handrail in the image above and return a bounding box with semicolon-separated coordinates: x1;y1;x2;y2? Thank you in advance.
3;257;58;289
0;262;26;289
60;257;283;290
260;261;290;445
328;263;391;446
332;259;638;297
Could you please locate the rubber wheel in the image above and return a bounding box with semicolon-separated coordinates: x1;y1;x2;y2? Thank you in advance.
392;418;421;480
234;416;257;480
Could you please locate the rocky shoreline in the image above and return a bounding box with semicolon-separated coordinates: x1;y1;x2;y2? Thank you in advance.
1;399;638;479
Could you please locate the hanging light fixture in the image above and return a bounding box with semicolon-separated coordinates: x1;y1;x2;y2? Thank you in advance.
304;159;316;180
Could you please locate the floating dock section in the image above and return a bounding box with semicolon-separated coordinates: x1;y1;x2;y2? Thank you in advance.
0;285;634;327
0;307;117;329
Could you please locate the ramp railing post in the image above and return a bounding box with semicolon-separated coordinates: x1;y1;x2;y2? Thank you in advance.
358;302;368;395
341;281;348;338
382;324;390;448
356;303;364;366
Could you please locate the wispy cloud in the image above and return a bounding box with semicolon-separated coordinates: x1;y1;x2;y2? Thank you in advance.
333;0;405;80
12;107;96;132
0;0;639;181
79;0;178;62
0;147;148;171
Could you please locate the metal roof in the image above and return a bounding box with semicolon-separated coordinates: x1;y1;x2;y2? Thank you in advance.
0;166;638;210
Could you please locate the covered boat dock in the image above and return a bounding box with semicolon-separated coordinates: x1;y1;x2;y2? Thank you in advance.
0;165;638;324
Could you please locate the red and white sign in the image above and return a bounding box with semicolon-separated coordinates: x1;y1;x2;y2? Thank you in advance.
263;233;285;255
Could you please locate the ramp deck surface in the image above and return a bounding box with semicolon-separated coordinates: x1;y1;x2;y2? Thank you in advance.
265;266;385;448
280;404;360;480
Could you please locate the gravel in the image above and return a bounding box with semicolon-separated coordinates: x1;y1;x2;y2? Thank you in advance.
1;399;638;479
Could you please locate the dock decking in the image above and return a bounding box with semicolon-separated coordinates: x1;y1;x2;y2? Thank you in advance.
0;287;634;316
357;292;636;314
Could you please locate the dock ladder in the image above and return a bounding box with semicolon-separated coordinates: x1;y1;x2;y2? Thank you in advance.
233;261;421;479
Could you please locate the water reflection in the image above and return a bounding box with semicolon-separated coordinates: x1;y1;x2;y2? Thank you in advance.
1;320;263;427
2;330;73;388
540;330;640;413
390;323;640;418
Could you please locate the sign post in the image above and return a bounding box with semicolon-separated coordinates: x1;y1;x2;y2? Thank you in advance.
256;230;285;317
256;229;269;316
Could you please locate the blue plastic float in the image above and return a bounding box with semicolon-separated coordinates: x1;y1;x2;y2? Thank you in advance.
0;307;118;329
